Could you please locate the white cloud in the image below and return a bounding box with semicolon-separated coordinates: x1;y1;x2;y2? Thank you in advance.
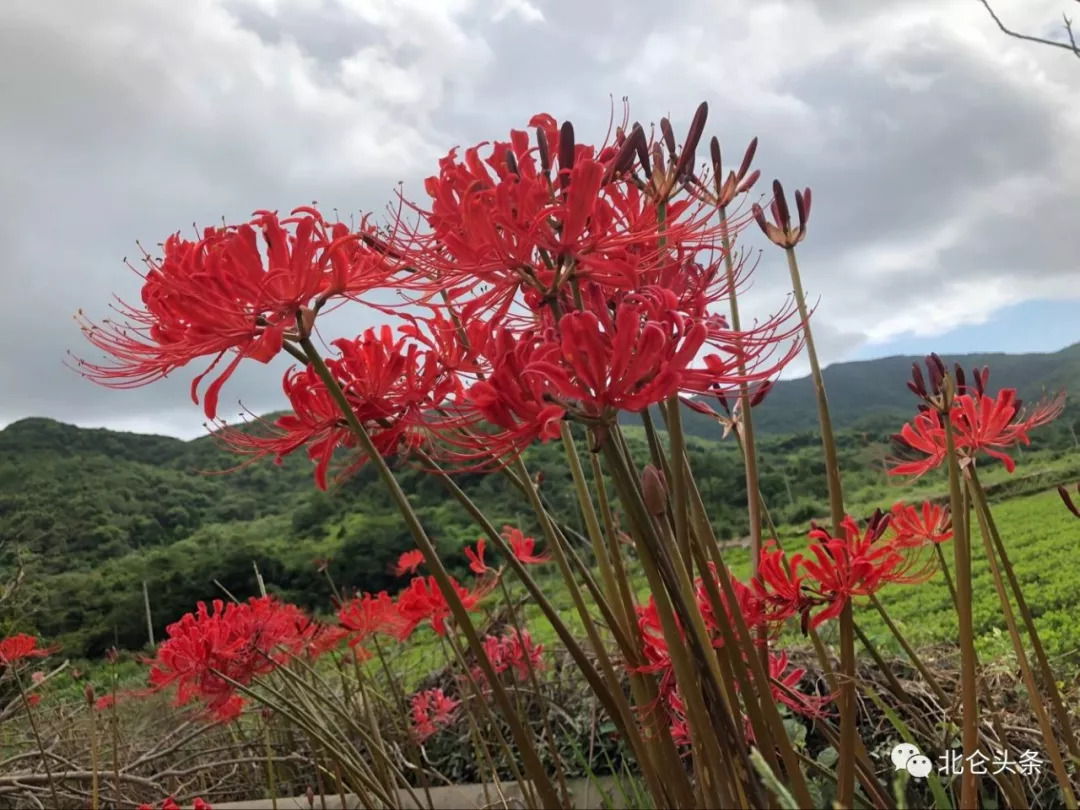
1;0;1079;438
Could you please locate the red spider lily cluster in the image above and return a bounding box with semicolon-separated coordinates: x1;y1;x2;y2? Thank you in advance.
755;508;943;634
410;688;461;743
74;102;803;486
634;499;953;745
478;628;545;684
891;358;1065;478
0;634;55;668
140;532;554;722
146;596;335;721
636;565;828;744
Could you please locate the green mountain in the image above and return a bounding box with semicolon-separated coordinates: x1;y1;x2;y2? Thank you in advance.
627;342;1080;440
1;344;1078;659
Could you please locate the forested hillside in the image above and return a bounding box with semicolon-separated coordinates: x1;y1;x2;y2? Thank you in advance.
2;346;1079;659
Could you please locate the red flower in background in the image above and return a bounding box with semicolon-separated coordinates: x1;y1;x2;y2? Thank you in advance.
395;549;425;577
410;688;460;742
0;634;55;668
503;526;550;564
480;628;544;682
219;325;461;489
889;501;952;548
890;385;1064;478
336;591;402;657
146;597;321;721
768;651;832;718
799;514;932;629
465;538;490;574
394;576;492;640
75;208;392;419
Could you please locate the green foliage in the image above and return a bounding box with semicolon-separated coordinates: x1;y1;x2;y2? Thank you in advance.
2;346;1079;660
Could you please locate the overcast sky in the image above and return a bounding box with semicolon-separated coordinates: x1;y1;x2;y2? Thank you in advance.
2;0;1079;439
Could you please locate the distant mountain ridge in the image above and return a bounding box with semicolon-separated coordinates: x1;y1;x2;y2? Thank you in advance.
622;341;1080;441
2;342;1078;658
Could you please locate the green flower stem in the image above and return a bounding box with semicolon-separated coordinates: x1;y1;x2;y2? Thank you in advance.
297;336;561;810
602;435;755;809
968;482;1076;807
942;404;979;810
784;243;853;808
966;465;1079;759
416;450;677;808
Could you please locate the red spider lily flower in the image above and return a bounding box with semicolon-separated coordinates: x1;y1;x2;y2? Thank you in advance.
410;688;460;742
0;634;56;667
480;628;544;682
451;284;798;464
394;576;493;640
219;325;461;489
302;625;350;659
888;407;947;479
503;526;550;565
799;515;933;630
693;562;772;644
395;549;425;577
336;591;403;657
465;538;490;575
753;541;810;626
889;501;952;548
26;694;41;707
94;694;116;712
146;597;318;721
951;388;1064;471
890;386;1065;478
194;800;213;810
31;671;46;685
768;651;832;718
74;208;392;420
390;106;759;329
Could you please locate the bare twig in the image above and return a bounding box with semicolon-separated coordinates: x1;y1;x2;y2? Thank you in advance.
977;0;1080;59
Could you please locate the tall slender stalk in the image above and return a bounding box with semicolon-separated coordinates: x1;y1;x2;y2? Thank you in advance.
968;475;1076;808
966;466;1079;759
783;244;853;807
719;203;767;662
296;336;561;809
941;398;979;809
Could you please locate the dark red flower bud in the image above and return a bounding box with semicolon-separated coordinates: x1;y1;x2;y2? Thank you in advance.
535;127;551;178
633;125;651;177
738;168;761;195
84;683;95;705
608;124;641;180
925;355;944;396
794;188;811;234
909;363;927;397
558;121;576;188
307;786;316;808
954;364;967;394
1058;484;1080;520
642;464;668;517
772;180;791;230
673;101;708;181
505;149;519;177
709;137;722;184
660;117;677;157
737;137;759;181
750;381;773;407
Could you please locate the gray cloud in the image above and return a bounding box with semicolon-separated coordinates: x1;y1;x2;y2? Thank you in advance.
1;0;1078;438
